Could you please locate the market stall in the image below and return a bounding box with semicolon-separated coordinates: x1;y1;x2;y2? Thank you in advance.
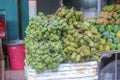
1;0;120;80
24;0;120;79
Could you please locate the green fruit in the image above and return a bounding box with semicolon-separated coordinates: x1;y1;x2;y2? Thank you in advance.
41;27;47;32
109;32;115;38
116;18;120;25
79;39;86;45
117;44;120;50
103;32;109;38
102;5;114;12
73;32;79;38
75;38;80;44
25;13;67;73
107;38;113;43
83;36;90;42
76;48;82;53
91;27;98;34
106;25;113;32
67;35;75;42
113;12;119;19
98;27;105;33
56;7;100;63
80;51;84;57
89;41;94;47
99;39;106;45
109;19;115;26
113;38;119;44
116;31;120;38
83;22;90;27
91;48;97;53
83;48;90;56
110;44;117;50
106;42;112;47
98;45;104;51
67;46;75;52
75;54;81;62
71;52;77;60
84;31;93;38
104;45;110;51
70;42;78;48
113;25;119;32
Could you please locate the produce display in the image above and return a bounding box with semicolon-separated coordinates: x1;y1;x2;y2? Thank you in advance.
25;13;68;73
96;4;120;51
56;7;101;63
25;4;120;73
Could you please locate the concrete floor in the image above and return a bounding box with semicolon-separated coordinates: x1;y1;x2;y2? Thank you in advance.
5;70;26;80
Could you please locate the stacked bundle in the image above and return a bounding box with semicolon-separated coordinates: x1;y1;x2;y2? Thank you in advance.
25;13;68;73
96;4;120;51
56;7;101;63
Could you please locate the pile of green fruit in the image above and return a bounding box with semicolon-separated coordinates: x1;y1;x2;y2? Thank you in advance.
56;7;101;63
96;4;120;51
25;13;68;73
25;7;105;73
56;7;84;24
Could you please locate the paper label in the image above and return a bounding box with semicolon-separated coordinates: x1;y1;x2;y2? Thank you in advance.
28;0;37;19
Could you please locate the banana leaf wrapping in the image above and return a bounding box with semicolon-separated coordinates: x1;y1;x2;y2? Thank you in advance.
100;12;112;19
96;18;109;25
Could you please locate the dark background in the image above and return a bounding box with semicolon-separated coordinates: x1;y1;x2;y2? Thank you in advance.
37;0;60;15
36;0;108;15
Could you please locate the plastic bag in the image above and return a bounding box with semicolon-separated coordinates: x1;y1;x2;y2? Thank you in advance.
101;60;120;80
81;8;98;18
